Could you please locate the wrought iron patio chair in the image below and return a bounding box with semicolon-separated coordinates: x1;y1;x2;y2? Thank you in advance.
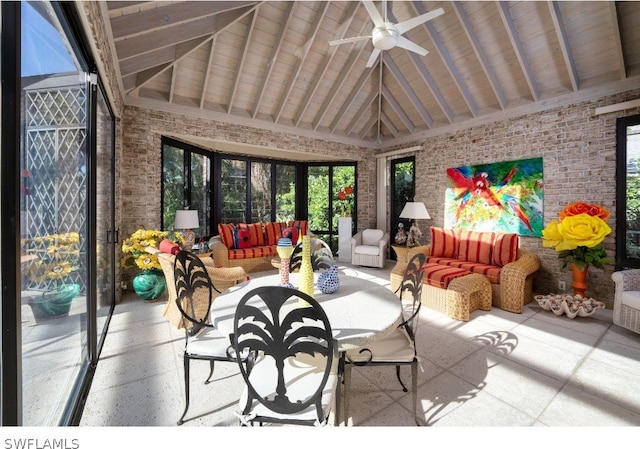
343;252;426;425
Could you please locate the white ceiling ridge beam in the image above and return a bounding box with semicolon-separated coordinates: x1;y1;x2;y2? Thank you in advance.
381;84;415;133
200;38;216;109
383;54;434;128
346;90;378;137
110;1;258;41
377;75;640;150
273;1;330;124
452;2;507;109
312;40;370;130
547;1;578;92
294;2;360;127
116;6;255;61
406;51;455;123
126;96;378;149
329;65;376;133
409;2;479;118
228;10;258;114
252;2;295;118
609;2;627;80
496;1;539;102
126;35;211;94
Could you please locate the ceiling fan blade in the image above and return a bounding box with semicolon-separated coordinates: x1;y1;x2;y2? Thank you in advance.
329;35;372;46
395;7;444;35
362;0;385;28
366;48;381;68
395;36;428;56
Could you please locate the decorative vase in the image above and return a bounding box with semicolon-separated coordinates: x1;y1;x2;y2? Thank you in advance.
277;238;294;288
299;235;315;302
133;269;166;301
570;263;588;297
29;283;81;322
317;265;340;294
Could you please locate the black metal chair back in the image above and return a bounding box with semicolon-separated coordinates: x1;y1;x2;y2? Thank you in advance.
397;253;426;342
231;286;336;424
174;250;214;335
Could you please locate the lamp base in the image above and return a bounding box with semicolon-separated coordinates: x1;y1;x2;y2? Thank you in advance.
181;229;195;251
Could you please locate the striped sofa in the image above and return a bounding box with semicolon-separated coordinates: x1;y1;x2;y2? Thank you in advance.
209;220;308;273
392;227;540;315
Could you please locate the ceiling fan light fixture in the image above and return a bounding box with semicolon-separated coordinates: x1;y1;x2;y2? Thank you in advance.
372;25;399;50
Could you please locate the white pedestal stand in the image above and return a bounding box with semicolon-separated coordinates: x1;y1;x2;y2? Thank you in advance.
338;217;352;263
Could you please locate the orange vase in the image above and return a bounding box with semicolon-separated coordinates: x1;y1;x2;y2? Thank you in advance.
570;263;588;297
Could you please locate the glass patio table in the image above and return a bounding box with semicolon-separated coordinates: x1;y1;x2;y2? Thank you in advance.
210;268;402;352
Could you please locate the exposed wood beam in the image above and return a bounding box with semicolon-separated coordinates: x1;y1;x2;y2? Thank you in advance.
116;6;255;61
547;1;578;91
274;1;329;123
294;2;360;127
609;1;627;80
380;113;399;139
252;1;295;118
169;65;177;103
496;1;539;102
200;38;216;109
409;2;478;118
120;46;175;77
329;65;376;133
406;51;455;123
452;2;507;109
228;10;257;113
383;54;433;128
360;116;378;140
346;90;377;137
110;1;256;40
381;84;414;133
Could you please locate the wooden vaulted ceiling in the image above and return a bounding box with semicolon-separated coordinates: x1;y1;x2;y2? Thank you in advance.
104;1;640;150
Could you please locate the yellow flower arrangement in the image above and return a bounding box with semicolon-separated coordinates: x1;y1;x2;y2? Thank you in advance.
120;228;184;272
542;202;613;270
22;232;80;284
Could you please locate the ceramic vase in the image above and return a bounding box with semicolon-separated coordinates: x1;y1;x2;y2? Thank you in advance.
276;238;294;288
133;269;166;301
570;263;588;297
317;265;340;294
28;283;81;322
299;235;315;301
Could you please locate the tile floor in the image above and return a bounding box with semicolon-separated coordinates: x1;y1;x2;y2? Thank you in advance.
80;262;640;435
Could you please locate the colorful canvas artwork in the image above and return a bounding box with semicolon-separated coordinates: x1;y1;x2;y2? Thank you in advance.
445;157;543;236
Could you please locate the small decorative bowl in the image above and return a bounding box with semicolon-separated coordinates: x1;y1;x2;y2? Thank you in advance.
534;294;605;319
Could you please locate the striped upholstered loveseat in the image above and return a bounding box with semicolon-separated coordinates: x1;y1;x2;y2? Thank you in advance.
209;220;308;273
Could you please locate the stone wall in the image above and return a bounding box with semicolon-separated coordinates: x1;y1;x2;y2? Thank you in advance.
400;88;640;306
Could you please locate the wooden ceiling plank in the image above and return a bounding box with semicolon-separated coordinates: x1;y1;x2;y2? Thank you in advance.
407;51;455;123
120;46;175;77
409;2;479;118
200;38;216;109
274;2;330;123
609;1;627;80
252;2;295;118
329;65;376;132
496;1;539;101
359;116;378;140
382;84;414;133
383;54;433;128
117;6;255;61
228;11;258;113
111;1;257;40
547;1;578;91
294;2;360;127
346;90;377;136
452;2;507;109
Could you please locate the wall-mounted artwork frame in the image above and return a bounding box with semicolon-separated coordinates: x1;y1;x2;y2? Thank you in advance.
445;157;543;236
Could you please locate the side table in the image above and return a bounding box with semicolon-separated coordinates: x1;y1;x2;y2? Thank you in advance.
390;245;425;292
391;244;411;263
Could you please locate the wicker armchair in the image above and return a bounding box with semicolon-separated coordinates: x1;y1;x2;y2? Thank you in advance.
405;245;540;314
611;269;640;335
351;229;390;268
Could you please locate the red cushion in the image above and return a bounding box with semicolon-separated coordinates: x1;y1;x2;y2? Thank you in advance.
457;229;495;265
288;220;308;237
237;223;264;247
218;223;235;249
265;222;286;246
430;227;458;258
421;263;471;289
282;227;299;245
159;239;181;255
493;233;519;266
234;228;252;249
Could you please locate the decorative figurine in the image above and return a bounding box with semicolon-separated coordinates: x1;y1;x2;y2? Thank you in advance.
394;222;407;245
406;221;422;247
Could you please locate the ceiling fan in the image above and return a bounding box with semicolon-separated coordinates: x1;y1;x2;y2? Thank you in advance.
329;0;444;68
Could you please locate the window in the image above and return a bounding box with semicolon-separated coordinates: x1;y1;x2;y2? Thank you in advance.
390;157;416;258
616;113;640;269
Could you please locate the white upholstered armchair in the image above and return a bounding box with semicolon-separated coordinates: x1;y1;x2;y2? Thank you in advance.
611;269;640;335
351;229;390;268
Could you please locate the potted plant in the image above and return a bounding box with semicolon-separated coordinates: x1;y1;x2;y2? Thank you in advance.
121;228;184;301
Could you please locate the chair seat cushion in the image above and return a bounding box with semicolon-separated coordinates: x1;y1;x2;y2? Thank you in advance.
186;327;230;358
621;291;640;309
346;328;414;363
237;352;338;424
354;245;380;256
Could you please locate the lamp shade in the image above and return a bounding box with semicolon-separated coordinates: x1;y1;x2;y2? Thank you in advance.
174;210;199;229
399;202;431;220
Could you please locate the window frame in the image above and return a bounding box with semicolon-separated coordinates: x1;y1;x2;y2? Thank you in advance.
616;113;640;270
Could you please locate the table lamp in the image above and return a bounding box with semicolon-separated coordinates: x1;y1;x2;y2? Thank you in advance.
399;201;431;247
174;209;199;251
